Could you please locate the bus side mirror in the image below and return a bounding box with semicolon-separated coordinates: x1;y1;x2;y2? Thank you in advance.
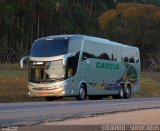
63;53;76;66
20;56;29;69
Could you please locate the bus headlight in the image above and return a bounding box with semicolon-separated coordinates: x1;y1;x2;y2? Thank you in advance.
58;82;67;88
28;85;33;89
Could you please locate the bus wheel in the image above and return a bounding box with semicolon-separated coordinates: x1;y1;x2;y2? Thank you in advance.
124;85;131;99
119;85;124;99
77;84;87;100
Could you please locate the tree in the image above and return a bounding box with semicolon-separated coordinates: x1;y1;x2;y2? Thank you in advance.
99;3;160;70
0;1;160;64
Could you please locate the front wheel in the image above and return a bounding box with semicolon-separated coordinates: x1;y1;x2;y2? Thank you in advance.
77;85;87;100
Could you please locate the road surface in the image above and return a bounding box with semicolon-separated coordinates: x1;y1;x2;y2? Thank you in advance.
0;98;160;126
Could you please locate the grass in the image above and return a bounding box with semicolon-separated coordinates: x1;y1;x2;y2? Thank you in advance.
0;64;27;77
0;64;45;102
135;72;160;98
0;64;160;102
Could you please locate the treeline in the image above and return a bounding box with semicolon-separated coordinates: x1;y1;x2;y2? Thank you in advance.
0;0;160;71
0;0;109;63
99;3;160;71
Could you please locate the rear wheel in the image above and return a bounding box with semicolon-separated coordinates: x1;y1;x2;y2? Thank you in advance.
119;85;125;99
112;85;124;99
124;85;131;99
77;84;87;100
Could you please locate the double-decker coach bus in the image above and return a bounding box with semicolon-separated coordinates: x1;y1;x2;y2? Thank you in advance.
20;35;140;101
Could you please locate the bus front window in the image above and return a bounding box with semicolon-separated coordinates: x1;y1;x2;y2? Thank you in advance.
29;60;65;83
46;60;65;80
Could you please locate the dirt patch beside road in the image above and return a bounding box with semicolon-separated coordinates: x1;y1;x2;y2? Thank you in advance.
45;108;160;125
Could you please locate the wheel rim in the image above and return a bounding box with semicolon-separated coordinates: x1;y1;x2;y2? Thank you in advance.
80;87;85;100
125;86;131;98
120;87;124;98
126;87;131;95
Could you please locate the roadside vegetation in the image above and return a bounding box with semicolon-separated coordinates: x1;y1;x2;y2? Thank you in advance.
134;72;160;98
0;64;160;103
0;64;45;102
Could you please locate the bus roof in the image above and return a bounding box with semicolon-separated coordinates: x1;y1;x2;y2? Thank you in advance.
36;34;138;50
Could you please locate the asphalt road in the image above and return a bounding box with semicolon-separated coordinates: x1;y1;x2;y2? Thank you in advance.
0;98;160;126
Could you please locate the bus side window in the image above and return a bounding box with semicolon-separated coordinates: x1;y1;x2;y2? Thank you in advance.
129;56;135;63
82;52;95;61
82;52;88;61
124;57;129;63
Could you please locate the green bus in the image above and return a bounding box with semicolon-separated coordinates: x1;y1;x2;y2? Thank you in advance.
20;35;140;101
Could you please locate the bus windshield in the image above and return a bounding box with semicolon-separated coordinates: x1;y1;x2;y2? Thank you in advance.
29;60;65;83
30;39;68;57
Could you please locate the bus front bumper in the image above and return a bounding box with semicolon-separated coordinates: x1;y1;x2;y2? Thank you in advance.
28;82;66;97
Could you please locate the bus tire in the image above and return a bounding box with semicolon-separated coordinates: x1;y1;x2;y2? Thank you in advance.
77;84;87;100
124;85;131;99
119;84;124;99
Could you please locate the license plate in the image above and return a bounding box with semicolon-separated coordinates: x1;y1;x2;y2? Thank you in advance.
41;92;48;96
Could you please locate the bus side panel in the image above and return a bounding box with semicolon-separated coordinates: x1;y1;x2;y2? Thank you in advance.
80;58;126;95
129;62;141;94
79;38;141;96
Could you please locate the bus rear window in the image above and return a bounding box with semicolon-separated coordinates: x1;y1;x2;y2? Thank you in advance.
30;39;68;57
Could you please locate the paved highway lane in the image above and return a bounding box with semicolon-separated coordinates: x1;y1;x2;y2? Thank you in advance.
0;98;160;126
